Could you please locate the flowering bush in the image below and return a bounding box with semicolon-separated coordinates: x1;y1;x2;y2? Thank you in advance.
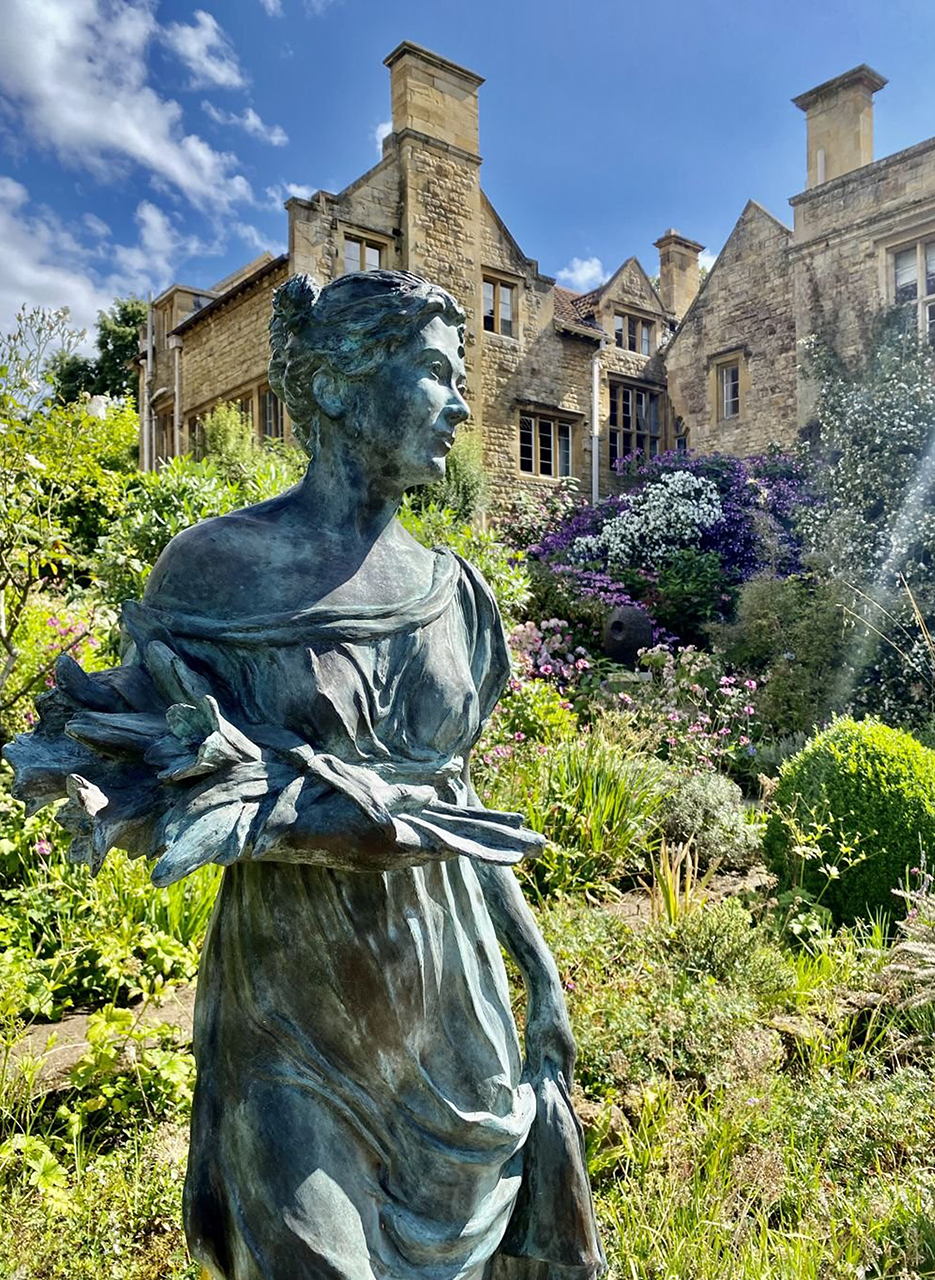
1;595;111;742
615;644;761;776
519;449;808;646
799;318;935;726
571;471;724;572
510;618;593;687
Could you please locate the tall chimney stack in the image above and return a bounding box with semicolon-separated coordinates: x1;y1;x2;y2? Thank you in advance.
654;229;704;322
792;65;887;189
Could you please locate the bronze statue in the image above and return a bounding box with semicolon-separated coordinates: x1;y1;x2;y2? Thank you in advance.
5;270;603;1279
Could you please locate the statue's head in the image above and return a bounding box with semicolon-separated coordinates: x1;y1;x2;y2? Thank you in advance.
268;271;468;485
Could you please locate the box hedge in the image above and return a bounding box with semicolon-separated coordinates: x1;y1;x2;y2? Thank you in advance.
764;717;935;925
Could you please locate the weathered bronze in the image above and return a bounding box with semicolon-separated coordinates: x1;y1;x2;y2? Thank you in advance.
4;270;604;1279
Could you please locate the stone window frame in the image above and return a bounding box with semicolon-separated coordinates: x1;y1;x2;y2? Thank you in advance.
707;348;750;426
613;311;655;356
516;407;578;480
340;225;392;277
481;268;520;341
188;381;292;453
882;226;935;344
608;379;662;462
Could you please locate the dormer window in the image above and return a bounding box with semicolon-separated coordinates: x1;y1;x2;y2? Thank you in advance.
614;313;653;355
483;277;515;338
343;235;383;275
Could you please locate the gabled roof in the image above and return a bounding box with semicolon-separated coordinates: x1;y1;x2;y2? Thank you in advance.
170;254;288;337
553;285;603;331
667;199;792;350
599;256;667;315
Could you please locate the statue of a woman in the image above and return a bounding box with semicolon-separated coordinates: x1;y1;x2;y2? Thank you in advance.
5;270;604;1279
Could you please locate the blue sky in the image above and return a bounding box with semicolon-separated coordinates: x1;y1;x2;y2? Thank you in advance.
1;0;933;348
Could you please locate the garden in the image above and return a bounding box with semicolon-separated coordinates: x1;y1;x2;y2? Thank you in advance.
4;307;935;1277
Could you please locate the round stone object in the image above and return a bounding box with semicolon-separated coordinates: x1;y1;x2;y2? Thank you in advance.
603;605;654;666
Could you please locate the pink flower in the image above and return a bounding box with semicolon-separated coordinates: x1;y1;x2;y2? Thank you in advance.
514;731;526;742
743;705;754;715
34;838;52;857
744;679;757;691
540;663;554;676
738;735;750;746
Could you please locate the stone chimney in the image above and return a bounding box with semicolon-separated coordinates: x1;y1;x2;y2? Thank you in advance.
383;41;484;158
792;65;887;189
654;229;704;322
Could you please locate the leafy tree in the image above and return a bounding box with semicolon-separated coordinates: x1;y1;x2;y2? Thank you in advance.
45;350;97;405
94;297;146;401
45;296;146;406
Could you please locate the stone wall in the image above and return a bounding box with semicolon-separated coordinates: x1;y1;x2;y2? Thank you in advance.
790;136;935;424
179;259;290;431
665;201;797;454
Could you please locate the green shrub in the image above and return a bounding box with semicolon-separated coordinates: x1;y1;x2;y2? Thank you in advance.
709;568;851;737
666;899;793;1000
398;497;530;626
764;717;935;924
656;769;762;870
483;678;577;747
478;735;668;899
652;549;736;646
0;594;112;743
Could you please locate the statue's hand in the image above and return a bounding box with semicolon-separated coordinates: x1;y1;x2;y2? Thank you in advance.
523;989;576;1087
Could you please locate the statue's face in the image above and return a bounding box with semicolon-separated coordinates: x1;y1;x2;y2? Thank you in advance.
353;314;469;489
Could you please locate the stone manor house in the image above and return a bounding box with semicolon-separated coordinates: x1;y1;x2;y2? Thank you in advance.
139;48;935;504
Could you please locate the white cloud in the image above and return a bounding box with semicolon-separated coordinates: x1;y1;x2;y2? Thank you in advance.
0;180;210;347
0;0;252;212
83;211;111;238
373;119;392;156
236;222;287;256
162;9;246;90
203;101;288;147
259;0;283;13
699;249;717;273
265;181;316;208
556;256;607;292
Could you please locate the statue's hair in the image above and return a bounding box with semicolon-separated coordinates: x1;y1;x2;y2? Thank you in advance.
268;270;466;455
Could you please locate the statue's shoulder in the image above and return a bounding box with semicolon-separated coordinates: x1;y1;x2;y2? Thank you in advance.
143;509;270;615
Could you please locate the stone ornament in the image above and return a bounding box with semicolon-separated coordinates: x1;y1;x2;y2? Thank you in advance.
4;270;604;1279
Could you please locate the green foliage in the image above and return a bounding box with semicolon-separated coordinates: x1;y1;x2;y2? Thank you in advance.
61;1006;194;1142
407;429;486;523
656;768;762;871
1;308;137;724
47;298;148;405
765;716;935;924
0;594;111;742
476;734;668;899
652;549;735;646
45;350;97;405
398;497;530;626
666;898;792;999
200;398;256;470
0;768;218;1020
709;568;851;737
525;561;608;652
482;677;578;748
493;478;581;551
94;298;147;402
